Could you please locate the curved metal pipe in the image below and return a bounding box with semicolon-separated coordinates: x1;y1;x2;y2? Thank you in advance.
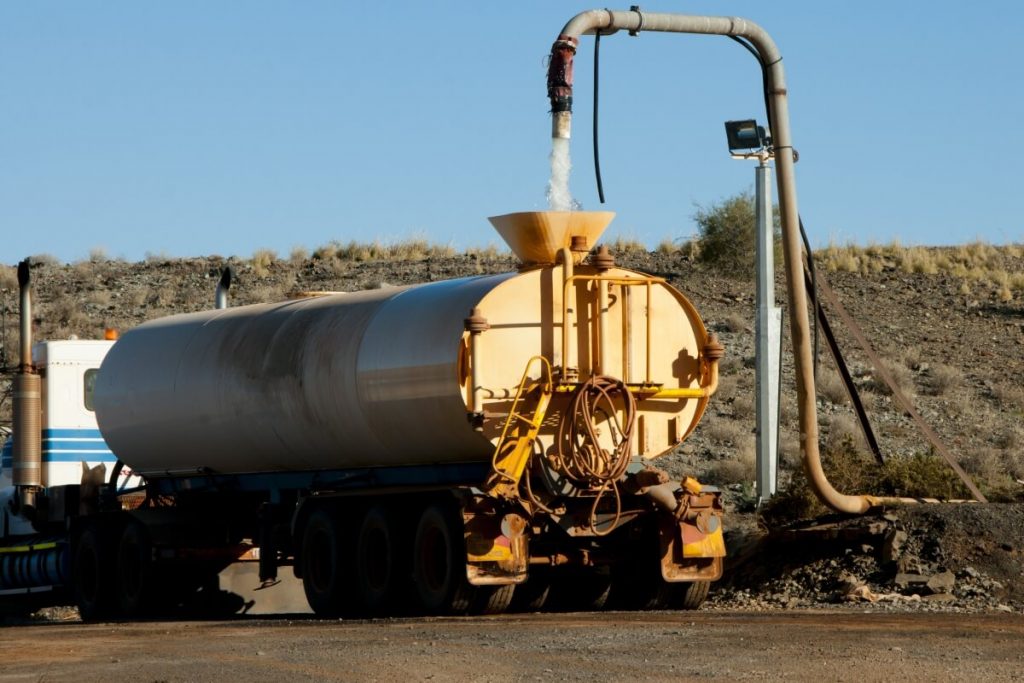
550;10;874;514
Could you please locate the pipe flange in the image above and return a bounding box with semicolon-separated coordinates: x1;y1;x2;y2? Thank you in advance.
591;245;615;271
570;235;589;253
464;307;490;333
702;333;725;361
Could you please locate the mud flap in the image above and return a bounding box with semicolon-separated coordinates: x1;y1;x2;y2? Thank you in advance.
658;492;725;582
463;501;529;587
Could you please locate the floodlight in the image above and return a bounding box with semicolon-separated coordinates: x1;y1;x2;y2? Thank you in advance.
724;119;769;155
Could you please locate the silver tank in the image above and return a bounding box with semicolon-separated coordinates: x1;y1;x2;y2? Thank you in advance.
94;274;512;477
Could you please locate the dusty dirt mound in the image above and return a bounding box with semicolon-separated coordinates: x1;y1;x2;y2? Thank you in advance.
712;504;1024;612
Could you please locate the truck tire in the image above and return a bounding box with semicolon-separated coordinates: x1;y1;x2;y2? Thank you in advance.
116;521;155;618
471;584;515;615
73;523;116;622
676;580;710;610
353;505;402;616
300;509;350;617
508;575;550;612
412;503;474;615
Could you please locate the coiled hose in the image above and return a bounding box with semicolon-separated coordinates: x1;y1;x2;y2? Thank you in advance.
555;375;637;535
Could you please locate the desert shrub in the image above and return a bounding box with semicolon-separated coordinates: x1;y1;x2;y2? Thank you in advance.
30;253;60;266
721;313;748;333
692;191;780;277
251;248;277;277
88;247;109;263
762;436;972;524
925;363;963;396
606;236;647;256
656;239;677;255
705;445;755;486
731;392;755;421
816;369;848;405
0;266;17;292
877;452;969;500
703;419;748;446
865;361;916;398
290;246;309;263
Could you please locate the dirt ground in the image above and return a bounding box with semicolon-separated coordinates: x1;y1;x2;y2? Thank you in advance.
1;611;1022;682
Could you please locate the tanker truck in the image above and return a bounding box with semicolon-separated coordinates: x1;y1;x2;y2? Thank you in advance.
0;211;726;620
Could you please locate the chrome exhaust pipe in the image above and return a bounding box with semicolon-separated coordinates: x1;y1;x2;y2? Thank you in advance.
13;259;42;513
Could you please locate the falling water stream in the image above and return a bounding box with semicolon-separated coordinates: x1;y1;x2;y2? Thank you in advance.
546;137;578;211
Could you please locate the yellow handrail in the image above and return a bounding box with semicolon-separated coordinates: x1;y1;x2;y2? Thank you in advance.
484;356;554;498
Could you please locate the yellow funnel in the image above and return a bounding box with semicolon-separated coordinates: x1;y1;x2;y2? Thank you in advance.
488;211;616;265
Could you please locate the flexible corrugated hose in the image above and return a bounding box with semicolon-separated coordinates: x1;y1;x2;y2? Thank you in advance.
555;375;637;535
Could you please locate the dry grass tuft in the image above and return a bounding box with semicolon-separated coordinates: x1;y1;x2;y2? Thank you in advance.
605;236;647;256
816;369;848;405
926;363;963;396
251;248;277;277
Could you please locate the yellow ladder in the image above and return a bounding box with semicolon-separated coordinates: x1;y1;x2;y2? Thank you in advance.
483;356;553;499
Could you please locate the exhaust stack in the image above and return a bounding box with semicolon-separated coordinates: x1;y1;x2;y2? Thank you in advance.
215;266;234;310
13;259;42;512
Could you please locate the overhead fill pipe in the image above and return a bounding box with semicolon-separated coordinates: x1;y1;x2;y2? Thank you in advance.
548;9;880;514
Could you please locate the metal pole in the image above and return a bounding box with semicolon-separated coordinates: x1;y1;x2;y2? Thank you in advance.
754;158;782;504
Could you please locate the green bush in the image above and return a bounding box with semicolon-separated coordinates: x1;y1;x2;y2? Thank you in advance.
693;191;780;276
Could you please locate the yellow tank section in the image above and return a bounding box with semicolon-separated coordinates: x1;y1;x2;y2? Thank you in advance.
466;212;716;463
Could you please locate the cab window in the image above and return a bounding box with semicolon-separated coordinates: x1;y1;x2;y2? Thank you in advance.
84;369;99;411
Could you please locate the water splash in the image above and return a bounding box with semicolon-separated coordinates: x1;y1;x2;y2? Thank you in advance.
546;137;580;211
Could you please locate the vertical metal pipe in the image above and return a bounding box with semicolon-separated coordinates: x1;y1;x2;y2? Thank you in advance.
215;266;234;310
13;259;42;506
755;158;781;503
559;247;575;381
597;280;608;375
17;260;31;370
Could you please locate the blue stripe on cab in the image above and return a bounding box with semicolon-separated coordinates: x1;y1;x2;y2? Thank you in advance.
42;441;111;451
42;428;104;439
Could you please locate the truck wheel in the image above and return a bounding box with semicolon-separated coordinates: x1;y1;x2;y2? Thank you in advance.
676;580;710;610
471;584;515;615
73;523;116;622
300;509;350;617
353;505;402;616
508;575;550;612
116;521;155;618
412;503;474;615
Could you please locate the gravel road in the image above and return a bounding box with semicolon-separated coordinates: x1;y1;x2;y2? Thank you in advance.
1;611;1021;682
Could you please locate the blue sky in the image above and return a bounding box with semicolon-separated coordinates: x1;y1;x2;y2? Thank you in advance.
2;2;1021;263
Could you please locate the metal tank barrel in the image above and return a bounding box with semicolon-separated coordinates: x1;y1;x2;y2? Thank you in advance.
95;213;717;480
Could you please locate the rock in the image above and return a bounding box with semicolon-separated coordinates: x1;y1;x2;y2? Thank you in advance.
996;604;1014;613
927;571;956;595
962;566;980;579
895;573;929;589
882;529;908;564
923;593;956;603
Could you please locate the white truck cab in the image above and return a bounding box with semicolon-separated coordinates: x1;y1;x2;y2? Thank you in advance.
1;339;127;537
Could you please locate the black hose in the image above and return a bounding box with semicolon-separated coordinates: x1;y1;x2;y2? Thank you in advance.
729;35;819;377
593;31;606;203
